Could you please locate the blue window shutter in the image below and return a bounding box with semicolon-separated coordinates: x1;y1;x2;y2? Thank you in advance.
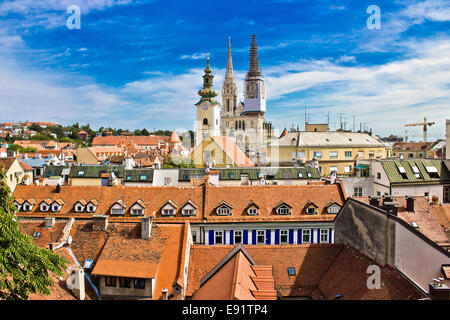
266;229;271;245
252;230;257;245
275;229;280;244
243;230;248;244
329;228;332;243
230;230;234;245
288;229;294;244
208;230;214;245
298;229;302;244
317;228;320;243
223;230;226;244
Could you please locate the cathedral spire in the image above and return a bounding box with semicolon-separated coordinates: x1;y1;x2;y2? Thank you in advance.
225;37;234;80
247;34;261;78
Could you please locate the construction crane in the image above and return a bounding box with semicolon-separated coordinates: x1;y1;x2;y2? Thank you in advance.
404;117;435;142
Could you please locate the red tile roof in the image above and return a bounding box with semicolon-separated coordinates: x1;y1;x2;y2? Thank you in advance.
187;244;427;300
13;183;346;223
0;158;17;172
192;248;276;300
92;136;164;147
316;244;427;300
356;196;449;244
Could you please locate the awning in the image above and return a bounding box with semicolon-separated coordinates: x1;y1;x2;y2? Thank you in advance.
355;164;368;169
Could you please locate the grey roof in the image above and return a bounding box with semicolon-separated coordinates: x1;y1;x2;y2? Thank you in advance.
272;131;386;148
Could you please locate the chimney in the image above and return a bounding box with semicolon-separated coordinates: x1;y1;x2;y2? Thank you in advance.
429;280;450;300
67;266;86;300
161;288;168;300
384;201;398;216
141;217;153;240
44;217;55;228
55;184;61;193
369;196;380;207
406;196;415;212
382;195;393;206
92;215;108;231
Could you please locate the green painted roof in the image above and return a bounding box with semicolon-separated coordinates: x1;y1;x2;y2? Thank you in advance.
44;165;70;178
123;169;154;182
69;165;125;178
178;167;320;181
381;159;450;184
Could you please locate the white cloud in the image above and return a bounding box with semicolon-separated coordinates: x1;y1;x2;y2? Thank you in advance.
179;53;209;60
264;37;450;138
400;0;450;23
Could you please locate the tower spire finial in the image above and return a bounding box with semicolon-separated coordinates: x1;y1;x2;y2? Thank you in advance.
247;34;261;77
225;36;234;80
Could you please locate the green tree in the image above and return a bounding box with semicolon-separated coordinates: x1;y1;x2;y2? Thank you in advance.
7;145;37;153
0;167;67;300
28;124;43;133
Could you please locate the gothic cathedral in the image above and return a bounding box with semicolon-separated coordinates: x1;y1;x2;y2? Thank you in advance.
195;35;273;162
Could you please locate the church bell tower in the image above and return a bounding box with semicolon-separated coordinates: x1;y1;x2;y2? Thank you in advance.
195;56;221;145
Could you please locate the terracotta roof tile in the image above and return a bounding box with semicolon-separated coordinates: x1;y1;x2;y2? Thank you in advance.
357;196;449;243
13;184;346;224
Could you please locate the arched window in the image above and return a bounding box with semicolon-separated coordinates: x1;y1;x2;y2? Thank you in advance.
227;99;230;111
203;118;208;125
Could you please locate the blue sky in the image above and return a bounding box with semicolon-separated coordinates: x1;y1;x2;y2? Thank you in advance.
0;0;449;139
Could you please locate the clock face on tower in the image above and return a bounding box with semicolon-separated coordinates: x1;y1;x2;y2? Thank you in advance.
202;104;208;110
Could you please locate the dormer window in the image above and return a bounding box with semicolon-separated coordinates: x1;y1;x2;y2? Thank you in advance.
52;204;62;212
161;201;177;216
181;201;197;216
305;202;318;215
40;204;49;212
111;200;127;216
13;201;22;211
78;170;85;177
327;203;341;214
131;200;146;216
75;204;85;212
276;205;291;215
248;208;258;215
23;203;32;212
86;199;99;213
217;207;230;215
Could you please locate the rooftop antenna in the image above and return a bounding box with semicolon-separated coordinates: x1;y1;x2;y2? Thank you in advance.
353;116;356;132
304;104;307;125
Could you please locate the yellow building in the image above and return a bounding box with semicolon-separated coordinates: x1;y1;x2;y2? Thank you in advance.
191;136;254;168
266;130;390;176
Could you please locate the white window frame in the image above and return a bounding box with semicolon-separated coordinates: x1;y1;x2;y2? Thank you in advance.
257;230;265;244
215;231;223;244
327;204;340;214
329;151;338;159
234;230;242;244
51;204;62;212
40;204;49;212
280;230;288;244
87;205;97;213
302;229;311;243
217;206;230;216
313;151;322;159
247;207;258;215
75;204;85;212
131;209;144;216
306;207;317;215
162;209;175;216
277;205;290;215
320;229;329;243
